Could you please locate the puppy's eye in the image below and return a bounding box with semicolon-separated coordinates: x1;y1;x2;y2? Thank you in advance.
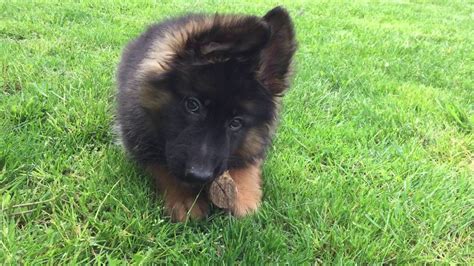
229;117;243;131
185;97;201;114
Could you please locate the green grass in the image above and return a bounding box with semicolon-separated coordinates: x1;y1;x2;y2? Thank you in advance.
1;0;473;264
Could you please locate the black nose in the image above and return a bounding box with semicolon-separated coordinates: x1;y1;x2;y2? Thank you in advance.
185;167;214;182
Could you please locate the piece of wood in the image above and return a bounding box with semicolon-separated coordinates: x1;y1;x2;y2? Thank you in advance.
208;171;237;209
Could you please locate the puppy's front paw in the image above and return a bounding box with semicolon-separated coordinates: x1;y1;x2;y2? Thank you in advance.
150;165;210;222
231;187;262;217
165;193;209;222
229;164;263;218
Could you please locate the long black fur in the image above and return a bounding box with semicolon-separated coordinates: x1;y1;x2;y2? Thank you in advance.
116;7;296;184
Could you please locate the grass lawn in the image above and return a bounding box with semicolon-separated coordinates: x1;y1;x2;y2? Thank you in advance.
1;0;473;264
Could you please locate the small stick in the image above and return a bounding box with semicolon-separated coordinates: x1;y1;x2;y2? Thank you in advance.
207;171;237;209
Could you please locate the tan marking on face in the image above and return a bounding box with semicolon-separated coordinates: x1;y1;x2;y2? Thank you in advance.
229;161;263;217
139;84;172;110
237;113;279;159
237;127;266;158
240;100;257;113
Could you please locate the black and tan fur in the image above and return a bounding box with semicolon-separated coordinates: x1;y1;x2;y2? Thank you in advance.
116;7;296;221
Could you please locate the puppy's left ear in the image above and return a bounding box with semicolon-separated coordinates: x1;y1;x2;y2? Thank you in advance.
258;7;297;95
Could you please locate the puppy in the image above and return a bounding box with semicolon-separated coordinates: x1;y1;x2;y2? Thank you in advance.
116;6;296;221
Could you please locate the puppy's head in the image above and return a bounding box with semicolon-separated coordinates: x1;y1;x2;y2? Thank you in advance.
138;7;296;183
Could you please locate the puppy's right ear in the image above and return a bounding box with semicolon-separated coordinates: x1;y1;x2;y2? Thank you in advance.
193;15;271;63
258;6;297;95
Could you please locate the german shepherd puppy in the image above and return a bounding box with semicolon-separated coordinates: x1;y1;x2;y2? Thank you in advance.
116;7;296;221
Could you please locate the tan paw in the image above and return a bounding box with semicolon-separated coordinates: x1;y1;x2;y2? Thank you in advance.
231;190;261;217
229;163;263;218
149;164;210;222
165;194;209;222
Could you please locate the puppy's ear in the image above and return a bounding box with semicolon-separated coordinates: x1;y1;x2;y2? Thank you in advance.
198;16;271;58
258;6;297;95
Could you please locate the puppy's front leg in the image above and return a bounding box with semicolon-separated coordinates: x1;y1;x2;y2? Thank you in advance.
150;165;210;222
229;162;263;217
